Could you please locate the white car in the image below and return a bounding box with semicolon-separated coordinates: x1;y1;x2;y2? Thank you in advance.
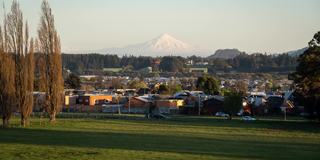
241;116;256;121
215;112;230;117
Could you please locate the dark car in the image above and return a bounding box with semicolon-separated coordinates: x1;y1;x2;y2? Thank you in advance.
267;96;284;114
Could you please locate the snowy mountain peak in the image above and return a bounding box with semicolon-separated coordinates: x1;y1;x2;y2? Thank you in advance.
87;33;209;57
158;33;173;39
155;33;180;43
146;33;194;52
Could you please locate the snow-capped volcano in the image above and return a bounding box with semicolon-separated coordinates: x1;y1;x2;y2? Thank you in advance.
141;33;195;53
93;33;206;57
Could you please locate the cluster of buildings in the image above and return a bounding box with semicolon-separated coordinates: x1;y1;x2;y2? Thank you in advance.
33;87;299;117
62;90;193;114
33;72;300;117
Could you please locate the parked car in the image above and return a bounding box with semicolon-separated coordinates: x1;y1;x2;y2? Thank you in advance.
215;112;229;117
145;113;169;119
241;116;256;121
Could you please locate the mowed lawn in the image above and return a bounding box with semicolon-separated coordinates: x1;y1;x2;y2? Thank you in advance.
0;116;320;160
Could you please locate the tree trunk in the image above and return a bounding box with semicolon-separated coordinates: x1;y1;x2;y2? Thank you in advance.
315;97;320;122
2;116;10;128
21;115;28;127
49;112;56;124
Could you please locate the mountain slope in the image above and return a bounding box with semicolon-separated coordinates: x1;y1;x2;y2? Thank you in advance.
208;49;241;59
286;47;307;57
95;34;205;57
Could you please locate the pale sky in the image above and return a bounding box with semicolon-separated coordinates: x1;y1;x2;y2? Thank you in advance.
2;0;320;54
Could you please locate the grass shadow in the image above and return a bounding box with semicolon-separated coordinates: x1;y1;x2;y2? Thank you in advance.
0;127;319;160
112;116;320;134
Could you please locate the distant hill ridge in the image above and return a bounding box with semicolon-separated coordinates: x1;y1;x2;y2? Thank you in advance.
286;47;307;57
208;49;242;59
70;33;307;58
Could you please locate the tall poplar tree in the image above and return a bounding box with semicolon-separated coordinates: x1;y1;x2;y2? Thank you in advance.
38;0;64;123
0;43;16;128
4;0;34;126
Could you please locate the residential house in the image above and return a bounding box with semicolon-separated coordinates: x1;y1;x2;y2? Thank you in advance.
155;99;184;114
124;96;153;114
189;68;208;74
78;94;113;106
202;96;224;115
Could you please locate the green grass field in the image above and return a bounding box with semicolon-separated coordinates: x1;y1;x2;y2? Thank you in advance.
0;115;320;160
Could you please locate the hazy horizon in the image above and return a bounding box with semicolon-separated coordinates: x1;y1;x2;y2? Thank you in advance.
2;0;320;54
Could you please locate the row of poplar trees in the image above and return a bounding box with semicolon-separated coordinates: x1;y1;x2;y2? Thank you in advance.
0;0;63;127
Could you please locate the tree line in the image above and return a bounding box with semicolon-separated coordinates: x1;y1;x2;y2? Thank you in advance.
0;0;63;127
209;53;297;72
62;52;297;74
62;54;153;74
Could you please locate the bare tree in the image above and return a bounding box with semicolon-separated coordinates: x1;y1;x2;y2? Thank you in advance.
34;38;48;93
36;53;48;92
0;3;13;128
38;0;64;123
4;0;34;127
0;38;16;127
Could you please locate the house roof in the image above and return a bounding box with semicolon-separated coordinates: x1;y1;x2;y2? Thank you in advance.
134;96;153;103
204;95;225;102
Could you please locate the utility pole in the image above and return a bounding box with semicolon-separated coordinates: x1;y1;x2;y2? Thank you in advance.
198;94;201;116
128;94;131;114
281;106;287;121
118;95;121;115
284;107;287;121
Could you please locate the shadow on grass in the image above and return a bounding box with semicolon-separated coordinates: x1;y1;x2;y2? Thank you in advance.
0;127;319;160
112;116;320;134
37;113;320;134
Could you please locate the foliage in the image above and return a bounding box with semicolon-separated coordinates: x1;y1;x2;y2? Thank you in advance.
62;54;152;74
38;0;64;123
65;73;81;89
196;76;220;95
168;83;183;94
61;52;298;74
224;91;243;119
223;53;297;73
157;82;182;95
128;80;148;89
35;53;48;92
220;88;231;96
0;52;16;128
159;56;185;72
290;31;320;120
158;84;169;94
1;0;35;127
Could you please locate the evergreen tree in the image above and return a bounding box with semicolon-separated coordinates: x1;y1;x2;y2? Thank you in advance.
159;56;185;72
290;31;320;120
196;76;220;95
65;73;81;89
224;91;243;120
